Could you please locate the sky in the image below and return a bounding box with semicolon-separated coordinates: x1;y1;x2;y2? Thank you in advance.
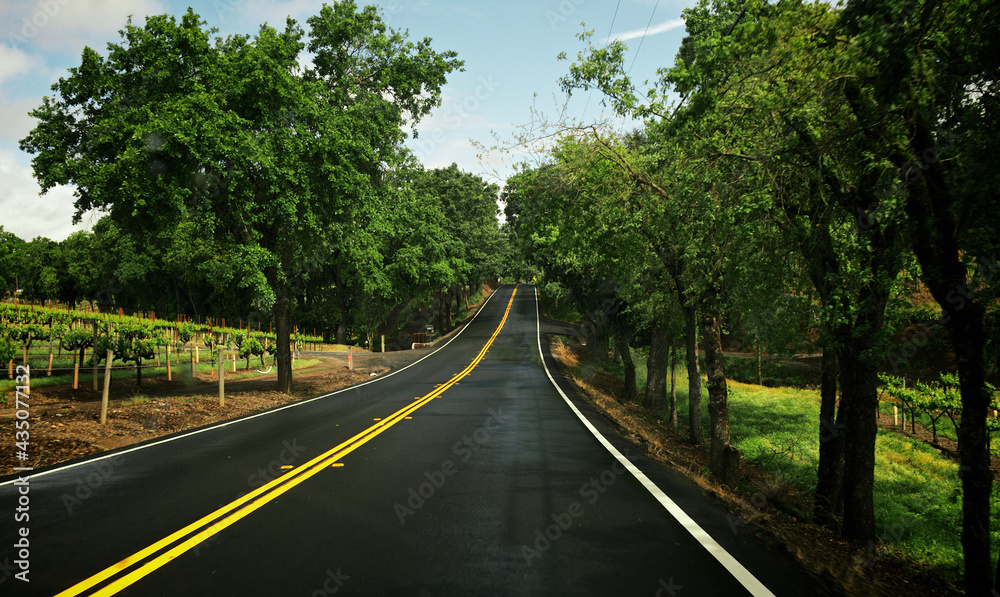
0;0;697;242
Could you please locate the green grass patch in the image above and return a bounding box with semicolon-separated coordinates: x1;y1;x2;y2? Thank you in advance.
583;345;651;391
577;344;998;588
673;377;999;585
724;355;810;388
122;393;153;406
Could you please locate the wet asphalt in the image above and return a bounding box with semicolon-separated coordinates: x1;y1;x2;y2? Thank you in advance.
0;285;837;596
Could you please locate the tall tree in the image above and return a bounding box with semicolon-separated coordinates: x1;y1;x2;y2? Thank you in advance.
838;0;1000;590
20;4;461;393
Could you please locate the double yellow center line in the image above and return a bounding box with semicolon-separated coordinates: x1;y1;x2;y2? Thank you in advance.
58;286;519;596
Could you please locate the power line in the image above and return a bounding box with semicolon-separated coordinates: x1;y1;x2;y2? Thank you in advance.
581;0;623;121
627;0;660;76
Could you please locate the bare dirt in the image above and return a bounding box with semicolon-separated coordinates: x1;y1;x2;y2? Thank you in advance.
1;286;495;478
0;355;396;476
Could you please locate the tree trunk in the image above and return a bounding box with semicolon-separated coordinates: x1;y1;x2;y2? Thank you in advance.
994;547;1000;595
951;302;994;594
756;342;763;386
669;341;678;430
683;304;702;445
814;346;844;530
585;314;609;362
449;287;458;329
187;285;199;320
702;307;737;486
616;332;637;403
903;120;995;593
334;265;348;345
836;341;878;543
273;280;292;394
437;288;446;336
644;323;669;409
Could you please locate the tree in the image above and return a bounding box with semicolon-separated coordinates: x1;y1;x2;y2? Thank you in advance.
0;227;26;297
59;231;97;309
411;164;505;332
837;0;1000;590
20;4;461;393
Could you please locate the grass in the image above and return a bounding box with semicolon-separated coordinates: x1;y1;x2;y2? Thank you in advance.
674;374;998;585
122;393;153;406
724;355;810;388
558;336;998;588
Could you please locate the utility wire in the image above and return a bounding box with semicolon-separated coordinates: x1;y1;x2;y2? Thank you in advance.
627;0;660;76
581;0;623;121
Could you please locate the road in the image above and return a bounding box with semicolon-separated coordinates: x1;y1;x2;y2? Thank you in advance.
0;285;833;596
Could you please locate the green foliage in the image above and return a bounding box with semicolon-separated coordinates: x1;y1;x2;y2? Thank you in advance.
724;356;807;388
176;322;195;345
18;3;463;391
880;373;1000;450
0;335;15;364
60;329;94;353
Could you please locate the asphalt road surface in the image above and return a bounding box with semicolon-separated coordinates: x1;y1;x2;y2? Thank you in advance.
0;285;836;596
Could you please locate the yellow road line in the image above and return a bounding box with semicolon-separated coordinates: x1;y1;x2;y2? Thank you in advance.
56;286;519;597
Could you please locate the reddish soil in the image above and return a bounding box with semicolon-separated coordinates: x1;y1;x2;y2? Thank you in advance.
1;286;494;477
0;356;394;476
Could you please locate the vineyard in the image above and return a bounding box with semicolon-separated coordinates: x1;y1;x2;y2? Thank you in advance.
879;374;1000;455
0;300;326;393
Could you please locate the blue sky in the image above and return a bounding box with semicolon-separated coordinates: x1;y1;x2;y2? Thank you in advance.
0;0;696;241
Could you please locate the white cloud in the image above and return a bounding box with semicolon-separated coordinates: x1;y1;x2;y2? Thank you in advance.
0;95;47;145
0;45;38;85
0;149;91;241
3;0;166;53
605;18;685;43
205;0;322;31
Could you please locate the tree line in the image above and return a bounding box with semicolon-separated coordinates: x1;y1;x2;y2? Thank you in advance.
504;0;999;592
15;3;512;394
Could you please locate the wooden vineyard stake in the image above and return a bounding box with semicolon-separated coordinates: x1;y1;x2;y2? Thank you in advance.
92;323;99;391
218;350;225;407
100;350;113;425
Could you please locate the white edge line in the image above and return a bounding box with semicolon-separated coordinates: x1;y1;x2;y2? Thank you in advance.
0;286;505;488
532;286;776;597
